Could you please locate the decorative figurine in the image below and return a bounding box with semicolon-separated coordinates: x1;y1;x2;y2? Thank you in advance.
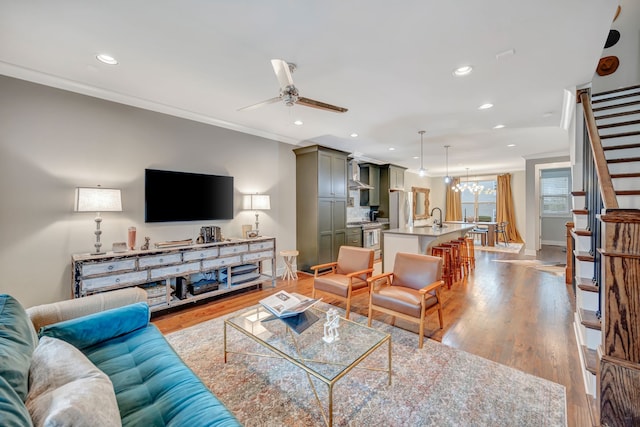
140;237;150;251
322;308;340;343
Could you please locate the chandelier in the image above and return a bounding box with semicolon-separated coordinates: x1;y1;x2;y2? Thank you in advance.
454;168;484;194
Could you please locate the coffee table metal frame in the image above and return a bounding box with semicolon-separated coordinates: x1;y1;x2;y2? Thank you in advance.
224;305;392;427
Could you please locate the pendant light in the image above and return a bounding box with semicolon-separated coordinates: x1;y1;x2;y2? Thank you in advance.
418;130;426;177
443;145;452;184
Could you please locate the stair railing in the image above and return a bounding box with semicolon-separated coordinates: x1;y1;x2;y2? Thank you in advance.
578;90;619;209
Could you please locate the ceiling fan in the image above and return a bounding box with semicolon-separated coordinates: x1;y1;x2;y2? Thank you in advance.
238;59;348;113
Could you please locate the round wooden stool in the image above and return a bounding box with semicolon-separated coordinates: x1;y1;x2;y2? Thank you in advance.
280;250;299;280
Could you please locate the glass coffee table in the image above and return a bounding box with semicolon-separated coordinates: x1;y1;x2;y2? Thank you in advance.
224;304;392;427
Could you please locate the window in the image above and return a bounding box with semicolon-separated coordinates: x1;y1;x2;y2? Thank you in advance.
459;179;497;221
540;168;571;216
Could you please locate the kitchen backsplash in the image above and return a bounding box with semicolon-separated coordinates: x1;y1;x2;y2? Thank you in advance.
347;189;373;222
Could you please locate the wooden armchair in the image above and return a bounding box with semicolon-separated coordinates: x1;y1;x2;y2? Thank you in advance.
311;246;374;319
366;252;444;348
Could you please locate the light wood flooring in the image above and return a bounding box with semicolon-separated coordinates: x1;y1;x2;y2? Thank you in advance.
152;245;591;427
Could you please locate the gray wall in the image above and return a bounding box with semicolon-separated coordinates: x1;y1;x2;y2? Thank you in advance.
0;76;297;308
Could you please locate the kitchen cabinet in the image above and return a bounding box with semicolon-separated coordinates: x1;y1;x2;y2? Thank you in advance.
345;226;363;247
294;145;349;272
378;164;407;219
359;163;380;207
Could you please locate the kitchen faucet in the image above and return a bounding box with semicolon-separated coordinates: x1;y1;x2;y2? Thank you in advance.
430;207;443;228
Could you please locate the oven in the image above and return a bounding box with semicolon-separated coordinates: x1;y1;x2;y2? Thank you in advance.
362;223;382;260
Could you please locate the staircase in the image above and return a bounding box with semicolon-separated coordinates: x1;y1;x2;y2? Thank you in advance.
571;84;640;426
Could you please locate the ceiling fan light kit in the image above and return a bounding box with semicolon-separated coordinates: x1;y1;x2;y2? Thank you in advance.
238;59;348;113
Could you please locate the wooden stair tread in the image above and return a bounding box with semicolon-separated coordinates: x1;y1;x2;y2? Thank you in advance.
610;172;640;179
581;345;598;375
572;190;586;196
607;156;640;164
577;277;599;293
602;142;640;151
598;119;640;129
615;190;640;196
573;229;592;237
594;109;640;120
601;130;640;139
580;308;601;330
572;209;588;214
574;250;595;262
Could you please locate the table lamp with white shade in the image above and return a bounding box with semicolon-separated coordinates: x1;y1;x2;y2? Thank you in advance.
75;186;122;254
244;193;270;235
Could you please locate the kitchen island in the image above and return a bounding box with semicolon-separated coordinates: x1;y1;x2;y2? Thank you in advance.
382;223;476;272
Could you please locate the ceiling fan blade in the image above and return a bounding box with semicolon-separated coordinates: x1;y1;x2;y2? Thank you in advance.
297;97;348;113
237;96;281;112
271;59;294;89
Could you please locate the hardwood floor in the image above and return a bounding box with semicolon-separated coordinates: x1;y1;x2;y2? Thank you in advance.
152;245;591;427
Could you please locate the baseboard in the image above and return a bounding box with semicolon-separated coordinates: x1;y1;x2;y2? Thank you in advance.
524;249;537;256
542;240;565;246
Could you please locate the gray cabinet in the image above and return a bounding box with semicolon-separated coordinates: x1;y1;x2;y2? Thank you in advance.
378;164;407;219
359;164;380;207
294;145;349;272
345;227;362;247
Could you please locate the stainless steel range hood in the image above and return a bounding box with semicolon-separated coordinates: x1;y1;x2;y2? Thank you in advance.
348;160;374;190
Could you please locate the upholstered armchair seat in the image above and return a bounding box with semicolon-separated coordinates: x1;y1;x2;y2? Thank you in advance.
367;252;444;348
313;273;369;298
311;246;374;319
371;286;439;318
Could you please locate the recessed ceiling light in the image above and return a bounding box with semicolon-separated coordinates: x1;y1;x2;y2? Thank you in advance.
453;65;473;76
412;156;419;159
294;120;303;126
507;144;516;147
96;54;118;65
388;147;395;151
350;132;358;138
493;124;505;129
478;103;493;110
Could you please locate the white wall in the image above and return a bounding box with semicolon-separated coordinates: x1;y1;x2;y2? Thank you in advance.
0;76;297;308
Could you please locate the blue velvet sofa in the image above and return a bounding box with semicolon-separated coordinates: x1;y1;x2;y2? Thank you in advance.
0;291;240;427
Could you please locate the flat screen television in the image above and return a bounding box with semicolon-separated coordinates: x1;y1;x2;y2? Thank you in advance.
145;169;234;222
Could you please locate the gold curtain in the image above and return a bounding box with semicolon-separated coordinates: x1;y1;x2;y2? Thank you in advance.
496;173;523;243
445;177;462;221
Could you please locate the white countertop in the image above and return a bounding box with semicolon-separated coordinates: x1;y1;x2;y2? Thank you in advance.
384;223;476;237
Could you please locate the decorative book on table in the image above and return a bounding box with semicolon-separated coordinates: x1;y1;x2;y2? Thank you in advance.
259;291;320;318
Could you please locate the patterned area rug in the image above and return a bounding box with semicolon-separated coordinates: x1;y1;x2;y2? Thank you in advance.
165;304;567;426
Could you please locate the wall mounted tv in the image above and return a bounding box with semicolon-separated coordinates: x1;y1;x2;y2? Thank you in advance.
145;169;234;222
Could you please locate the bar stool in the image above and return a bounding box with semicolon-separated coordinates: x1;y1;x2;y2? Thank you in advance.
455;237;470;276
279;250;299;280
431;246;453;289
464;237;476;270
441;241;462;282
